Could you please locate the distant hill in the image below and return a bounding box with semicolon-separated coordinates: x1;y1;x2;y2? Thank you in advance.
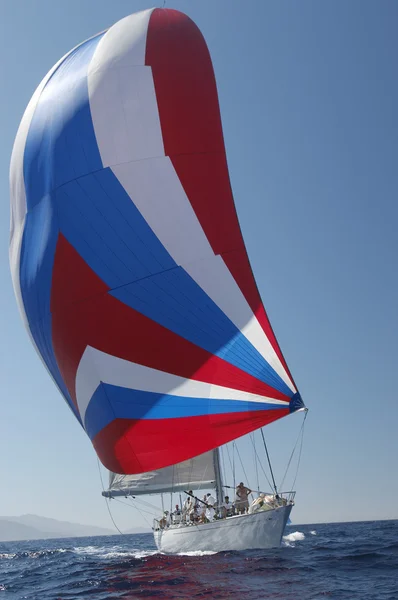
0;514;115;542
0;520;46;542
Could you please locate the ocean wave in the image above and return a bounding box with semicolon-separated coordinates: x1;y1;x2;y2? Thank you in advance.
72;545;158;560
1;521;397;600
0;549;68;560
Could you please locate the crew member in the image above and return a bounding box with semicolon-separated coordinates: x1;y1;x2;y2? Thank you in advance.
235;482;252;514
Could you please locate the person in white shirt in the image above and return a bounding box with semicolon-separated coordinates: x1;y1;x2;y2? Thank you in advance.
220;495;233;518
206;493;216;507
182;490;193;522
205;493;216;521
172;504;182;524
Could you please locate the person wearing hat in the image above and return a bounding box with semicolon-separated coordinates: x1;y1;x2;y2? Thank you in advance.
235;482;252;514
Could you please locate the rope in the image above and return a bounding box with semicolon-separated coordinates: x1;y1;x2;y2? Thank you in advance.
96;458;157;532
122;497;153;529
97;458;124;535
251;433;260;492
126;496;159;512
290;411;307;491
171;465;176;515
279;409;308;490
104;500;125;535
225;443;234;483
232;441;236;491
117;497;157;517
261;428;278;494
249;435;274;491
220;446;227;487
235;444;251;493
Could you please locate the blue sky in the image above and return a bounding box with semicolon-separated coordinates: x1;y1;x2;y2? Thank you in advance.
0;0;397;531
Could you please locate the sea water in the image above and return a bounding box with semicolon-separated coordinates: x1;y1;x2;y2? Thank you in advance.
0;520;397;599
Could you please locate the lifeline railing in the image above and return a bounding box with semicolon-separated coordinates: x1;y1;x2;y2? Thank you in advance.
152;491;296;530
274;490;296;504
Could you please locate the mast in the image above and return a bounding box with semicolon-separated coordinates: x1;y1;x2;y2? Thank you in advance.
213;448;223;507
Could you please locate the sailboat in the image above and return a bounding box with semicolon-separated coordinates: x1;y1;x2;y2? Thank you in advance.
102;445;302;553
9;8;306;554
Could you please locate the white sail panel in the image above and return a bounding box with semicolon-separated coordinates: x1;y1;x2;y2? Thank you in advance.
104;451;217;496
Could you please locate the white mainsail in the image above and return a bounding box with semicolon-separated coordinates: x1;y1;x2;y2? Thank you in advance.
104;450;218;497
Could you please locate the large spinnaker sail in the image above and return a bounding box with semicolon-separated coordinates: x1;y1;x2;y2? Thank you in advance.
104;450;217;497
10;8;304;476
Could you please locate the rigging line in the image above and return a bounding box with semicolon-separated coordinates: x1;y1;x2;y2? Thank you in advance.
225;443;234;483
232;441;236;491
290;411;307;492
113;498;151;513
235;444;253;498
220;446;227;490
130;497;158;510
104;487;159;509
198;461;211;493
105;499;125;535
116;492;158;510
132;504;153;529
96;458;124;535
279;409;308;490
117;497;157;517
98;482;158;520
184;455;196;508
260;428;278;495
249;434;274;491
125;495;160;512
119;498;154;528
251;433;260;492
171;464;176;515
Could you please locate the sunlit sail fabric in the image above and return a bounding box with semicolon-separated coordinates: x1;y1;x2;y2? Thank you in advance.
9;8;304;475
105;451;217;497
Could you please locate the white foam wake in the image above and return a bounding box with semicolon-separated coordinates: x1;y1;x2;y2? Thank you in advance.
177;550;217;556
282;531;305;546
72;545;158;559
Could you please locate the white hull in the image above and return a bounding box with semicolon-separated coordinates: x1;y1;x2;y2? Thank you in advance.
154;504;292;554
